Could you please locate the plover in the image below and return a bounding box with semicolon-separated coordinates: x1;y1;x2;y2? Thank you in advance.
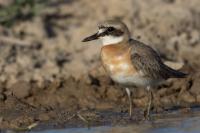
82;20;187;119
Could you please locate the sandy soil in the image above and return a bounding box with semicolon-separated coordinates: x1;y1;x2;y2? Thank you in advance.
0;0;200;130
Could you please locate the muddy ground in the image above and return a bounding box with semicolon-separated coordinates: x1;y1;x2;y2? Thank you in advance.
0;0;200;130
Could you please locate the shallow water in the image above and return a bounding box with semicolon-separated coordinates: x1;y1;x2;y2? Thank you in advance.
29;114;200;133
2;110;200;133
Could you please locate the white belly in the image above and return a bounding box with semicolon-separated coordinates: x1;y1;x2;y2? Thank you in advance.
111;73;161;87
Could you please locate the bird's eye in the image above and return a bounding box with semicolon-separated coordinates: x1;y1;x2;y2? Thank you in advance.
107;27;115;32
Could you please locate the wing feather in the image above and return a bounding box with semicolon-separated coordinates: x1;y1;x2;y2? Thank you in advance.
129;39;185;79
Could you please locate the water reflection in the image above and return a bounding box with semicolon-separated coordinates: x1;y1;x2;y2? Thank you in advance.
29;115;200;133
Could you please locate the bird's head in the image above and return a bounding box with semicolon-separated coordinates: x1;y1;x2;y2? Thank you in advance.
82;20;130;46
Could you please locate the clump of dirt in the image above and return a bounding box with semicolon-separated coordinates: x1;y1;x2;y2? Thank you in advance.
0;0;200;130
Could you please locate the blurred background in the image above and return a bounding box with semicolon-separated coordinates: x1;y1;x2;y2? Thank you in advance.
0;0;199;85
0;0;200;130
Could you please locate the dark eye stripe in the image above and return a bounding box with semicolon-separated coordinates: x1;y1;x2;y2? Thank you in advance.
107;27;115;32
107;27;124;36
113;30;124;36
98;26;124;37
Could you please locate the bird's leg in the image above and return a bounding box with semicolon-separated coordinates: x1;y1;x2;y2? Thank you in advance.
144;86;153;120
147;90;153;118
125;88;132;117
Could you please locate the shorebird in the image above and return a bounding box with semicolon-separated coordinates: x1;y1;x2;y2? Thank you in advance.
82;20;187;119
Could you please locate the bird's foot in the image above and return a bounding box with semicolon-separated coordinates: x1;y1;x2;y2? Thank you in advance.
143;109;151;121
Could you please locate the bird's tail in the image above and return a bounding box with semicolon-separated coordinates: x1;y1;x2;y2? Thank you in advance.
164;64;188;78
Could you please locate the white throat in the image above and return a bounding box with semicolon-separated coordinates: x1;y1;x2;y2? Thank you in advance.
101;36;124;46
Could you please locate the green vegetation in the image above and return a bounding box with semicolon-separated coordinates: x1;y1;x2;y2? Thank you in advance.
0;0;49;27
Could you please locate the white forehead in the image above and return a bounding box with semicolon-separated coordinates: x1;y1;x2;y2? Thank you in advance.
98;28;106;34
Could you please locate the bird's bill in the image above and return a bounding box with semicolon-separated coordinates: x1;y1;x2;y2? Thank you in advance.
82;32;99;42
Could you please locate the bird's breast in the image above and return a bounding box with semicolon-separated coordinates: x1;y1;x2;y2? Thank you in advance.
101;45;137;78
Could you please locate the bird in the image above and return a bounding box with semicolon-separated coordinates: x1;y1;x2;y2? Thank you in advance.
82;19;187;119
